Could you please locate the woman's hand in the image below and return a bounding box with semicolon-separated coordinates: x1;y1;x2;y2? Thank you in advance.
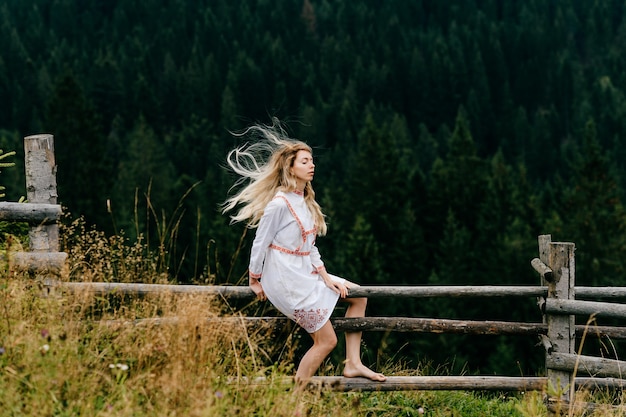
318;268;349;298
325;279;349;298
250;279;266;301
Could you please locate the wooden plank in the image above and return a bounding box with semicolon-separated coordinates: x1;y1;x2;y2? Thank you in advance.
351;285;547;298
117;285;609;300
235;375;625;392
331;317;545;335
574;287;626;299
545;298;626;320
0;202;62;223
98;315;548;336
54;282;626;301
577;325;626;339
59;282;255;297
56;282;547;298
547;352;626;379
311;376;547;392
575;376;626;389
232;376;549;392
96;315;626;339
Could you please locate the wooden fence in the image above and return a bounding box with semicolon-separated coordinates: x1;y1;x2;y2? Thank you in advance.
4;134;626;412
0;134;66;276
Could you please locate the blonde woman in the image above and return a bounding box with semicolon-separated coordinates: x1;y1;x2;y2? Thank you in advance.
223;121;386;384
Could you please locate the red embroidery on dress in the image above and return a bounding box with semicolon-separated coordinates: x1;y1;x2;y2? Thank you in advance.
269;244;310;256
294;308;329;332
273;195;316;252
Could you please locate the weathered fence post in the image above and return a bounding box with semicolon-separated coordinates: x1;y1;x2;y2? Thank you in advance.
24;134;59;252
8;134;66;277
539;235;575;404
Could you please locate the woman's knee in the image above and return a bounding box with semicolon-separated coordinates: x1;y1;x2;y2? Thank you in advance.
313;322;338;351
316;331;337;352
323;332;338;351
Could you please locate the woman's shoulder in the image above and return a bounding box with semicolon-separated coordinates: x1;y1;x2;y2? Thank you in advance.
266;192;289;209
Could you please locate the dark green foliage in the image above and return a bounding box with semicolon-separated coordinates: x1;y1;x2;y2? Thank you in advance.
44;72;111;227
3;0;626;375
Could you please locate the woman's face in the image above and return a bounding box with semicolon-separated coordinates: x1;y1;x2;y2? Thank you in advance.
291;150;315;186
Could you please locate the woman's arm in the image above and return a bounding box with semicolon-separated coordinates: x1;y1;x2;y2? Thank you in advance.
248;199;286;300
310;243;324;271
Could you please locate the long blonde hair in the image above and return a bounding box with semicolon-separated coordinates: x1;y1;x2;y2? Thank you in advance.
222;121;327;236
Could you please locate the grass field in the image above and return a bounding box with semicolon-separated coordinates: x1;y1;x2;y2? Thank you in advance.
1;218;624;416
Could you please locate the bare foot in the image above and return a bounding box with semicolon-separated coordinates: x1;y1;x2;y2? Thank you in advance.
343;362;387;382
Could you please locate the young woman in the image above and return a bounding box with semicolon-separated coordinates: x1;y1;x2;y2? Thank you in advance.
222;121;386;384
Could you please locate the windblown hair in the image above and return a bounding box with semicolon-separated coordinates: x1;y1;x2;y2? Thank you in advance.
222;121;327;236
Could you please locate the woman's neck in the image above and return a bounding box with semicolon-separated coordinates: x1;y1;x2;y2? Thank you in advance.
295;180;306;193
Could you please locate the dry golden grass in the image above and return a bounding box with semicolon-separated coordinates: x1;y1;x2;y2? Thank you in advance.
0;273;382;416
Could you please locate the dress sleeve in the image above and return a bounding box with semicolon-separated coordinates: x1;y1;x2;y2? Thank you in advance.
310;241;325;272
248;199;286;279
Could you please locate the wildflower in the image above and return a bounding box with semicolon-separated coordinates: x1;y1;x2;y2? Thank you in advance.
417;406;425;415
0;347;5;355
215;391;223;399
109;363;129;371
40;329;49;339
40;344;50;355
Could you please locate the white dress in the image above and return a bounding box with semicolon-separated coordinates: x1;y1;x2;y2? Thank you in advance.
248;190;345;333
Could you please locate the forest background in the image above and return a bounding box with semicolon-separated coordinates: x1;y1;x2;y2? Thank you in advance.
2;0;626;376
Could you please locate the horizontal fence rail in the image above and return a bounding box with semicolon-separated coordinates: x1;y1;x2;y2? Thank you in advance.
545;298;626;320
309;375;626;392
234;375;626;392
546;353;626;379
99;315;626;339
575;287;626;299
53;281;626;300
55;282;549;298
0;202;62;223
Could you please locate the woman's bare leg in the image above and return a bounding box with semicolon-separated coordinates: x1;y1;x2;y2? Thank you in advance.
342;287;386;381
294;320;337;384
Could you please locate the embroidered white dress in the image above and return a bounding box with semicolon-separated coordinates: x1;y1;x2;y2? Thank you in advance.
249;190;344;333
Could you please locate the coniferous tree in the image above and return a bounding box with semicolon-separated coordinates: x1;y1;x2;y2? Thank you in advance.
44;72;111;226
557;120;626;286
427;107;488;243
113;115;176;238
